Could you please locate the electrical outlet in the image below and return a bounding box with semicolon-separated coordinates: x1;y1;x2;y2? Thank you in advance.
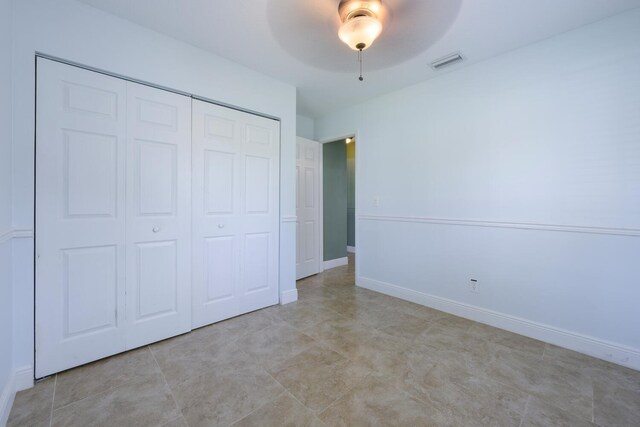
470;279;479;293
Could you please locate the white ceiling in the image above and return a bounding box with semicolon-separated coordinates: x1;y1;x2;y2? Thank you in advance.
77;0;640;118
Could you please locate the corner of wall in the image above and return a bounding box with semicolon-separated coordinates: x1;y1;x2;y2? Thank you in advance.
296;114;315;140
0;372;16;427
0;364;32;426
280;288;298;305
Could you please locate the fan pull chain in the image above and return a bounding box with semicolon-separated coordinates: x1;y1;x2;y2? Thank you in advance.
358;48;364;81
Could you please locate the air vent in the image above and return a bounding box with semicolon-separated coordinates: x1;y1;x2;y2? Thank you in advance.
430;53;464;70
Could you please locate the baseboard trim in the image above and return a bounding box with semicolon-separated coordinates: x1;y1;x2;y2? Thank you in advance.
323;257;348;270
357;276;640;371
0;365;34;426
347;246;356;253
0;373;15;427
14;367;34;393
280;289;298;305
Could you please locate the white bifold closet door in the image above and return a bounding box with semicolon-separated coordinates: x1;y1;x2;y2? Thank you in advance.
191;100;280;328
35;58;192;377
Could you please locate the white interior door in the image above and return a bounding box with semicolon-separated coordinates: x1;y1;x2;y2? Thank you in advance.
192;100;280;328
36;59;128;377
125;82;192;348
296;137;321;280
36;58;192;377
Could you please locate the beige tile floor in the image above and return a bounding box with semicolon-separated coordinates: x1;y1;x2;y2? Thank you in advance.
9;255;640;426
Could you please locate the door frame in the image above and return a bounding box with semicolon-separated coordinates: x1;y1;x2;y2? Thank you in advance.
318;131;359;276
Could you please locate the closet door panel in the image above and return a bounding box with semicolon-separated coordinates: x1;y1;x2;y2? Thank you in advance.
204;235;237;301
135;240;178;318
125;82;192;348
36;58;127;378
37;60;193;376
204;150;235;214
192;100;279;328
192;102;242;327
240;116;280;312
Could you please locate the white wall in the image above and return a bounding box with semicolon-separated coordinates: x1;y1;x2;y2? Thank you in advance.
11;0;298;381
0;0;15;422
316;10;640;369
296;114;315;139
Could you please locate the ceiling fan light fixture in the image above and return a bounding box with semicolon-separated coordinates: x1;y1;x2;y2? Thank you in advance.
337;0;384;81
338;15;382;51
338;0;382;22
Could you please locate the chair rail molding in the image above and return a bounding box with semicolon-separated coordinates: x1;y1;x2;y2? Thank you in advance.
357;214;640;237
0;228;34;244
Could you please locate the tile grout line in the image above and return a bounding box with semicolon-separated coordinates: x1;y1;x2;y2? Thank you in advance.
263;369;320;417
160;416;185;427
255;353;318;417
49;349;168;414
148;345;184;425
48;374;58;427
383;362;452;413
249;291;527;425
300;280;546;422
32;264;624;426
221;347;290;427
591;377;595;423
313;367;376;419
279;389;320;426
49;366;142;413
225;390;289;427
518;395;531;427
315;372;374;419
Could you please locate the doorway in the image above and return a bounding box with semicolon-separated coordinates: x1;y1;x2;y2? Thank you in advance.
295;135;356;280
321;136;356;270
346;138;356;255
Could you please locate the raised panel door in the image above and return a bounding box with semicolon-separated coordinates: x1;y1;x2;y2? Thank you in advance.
192;101;242;326
125;82;192;348
192;100;279;327
295;137;321;280
36;58;127;377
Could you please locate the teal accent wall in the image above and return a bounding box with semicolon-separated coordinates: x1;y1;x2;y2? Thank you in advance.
323;140;347;261
347;141;356;247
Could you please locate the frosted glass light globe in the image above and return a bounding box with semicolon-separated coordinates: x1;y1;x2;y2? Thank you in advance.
338;15;383;51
